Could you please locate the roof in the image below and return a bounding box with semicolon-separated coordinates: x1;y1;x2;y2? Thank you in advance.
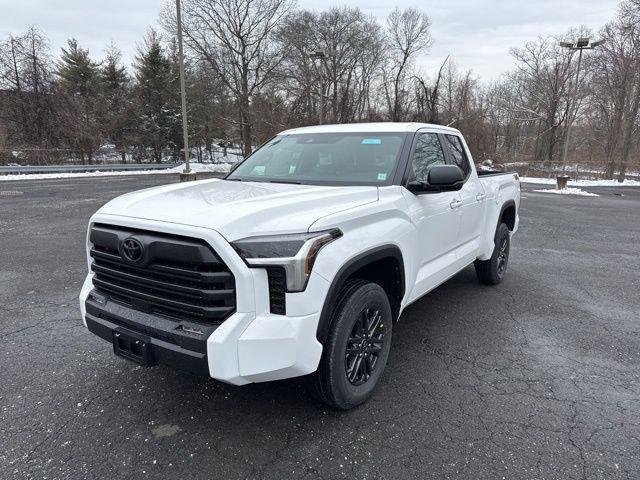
279;122;461;135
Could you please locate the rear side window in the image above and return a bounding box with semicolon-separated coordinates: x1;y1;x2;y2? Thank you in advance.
444;135;471;177
408;133;446;183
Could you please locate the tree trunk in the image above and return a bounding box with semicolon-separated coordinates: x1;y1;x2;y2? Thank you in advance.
617;82;640;183
239;60;252;157
604;161;616;180
392;54;409;122
238;95;252;158
546;125;557;163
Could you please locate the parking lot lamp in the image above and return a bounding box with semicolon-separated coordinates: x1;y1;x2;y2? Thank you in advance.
559;37;606;166
177;0;196;182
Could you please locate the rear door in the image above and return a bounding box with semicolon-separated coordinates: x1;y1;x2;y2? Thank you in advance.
442;133;485;262
401;130;462;299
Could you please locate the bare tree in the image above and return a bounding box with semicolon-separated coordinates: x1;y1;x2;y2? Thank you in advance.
315;8;385;123
385;7;432;121
168;0;294;156
413;55;449;124
509;36;579;162
0;27;61;164
275;8;386;125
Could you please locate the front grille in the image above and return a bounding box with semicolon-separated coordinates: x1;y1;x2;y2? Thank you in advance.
89;223;236;323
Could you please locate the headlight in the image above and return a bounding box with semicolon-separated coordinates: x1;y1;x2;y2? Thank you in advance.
231;229;342;292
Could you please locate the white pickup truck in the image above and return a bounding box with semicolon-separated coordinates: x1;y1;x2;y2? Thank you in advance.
80;122;520;409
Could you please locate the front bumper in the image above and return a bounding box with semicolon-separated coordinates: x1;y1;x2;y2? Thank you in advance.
85;305;210;376
79;215;328;385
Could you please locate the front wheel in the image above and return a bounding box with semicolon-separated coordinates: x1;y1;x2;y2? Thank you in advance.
474;222;511;285
310;280;393;410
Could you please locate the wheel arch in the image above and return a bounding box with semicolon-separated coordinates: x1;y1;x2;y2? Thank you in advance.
316;245;405;345
498;200;517;231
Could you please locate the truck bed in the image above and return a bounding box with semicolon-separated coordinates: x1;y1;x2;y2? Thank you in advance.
476;170;517;178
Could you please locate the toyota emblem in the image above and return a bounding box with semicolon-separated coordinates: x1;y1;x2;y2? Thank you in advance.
121;237;144;263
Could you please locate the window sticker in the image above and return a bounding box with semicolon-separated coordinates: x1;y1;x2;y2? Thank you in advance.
252;165;266;175
361;138;382;145
289;165;296;174
377;173;387;181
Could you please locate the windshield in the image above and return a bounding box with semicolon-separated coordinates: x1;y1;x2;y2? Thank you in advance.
227;132;407;186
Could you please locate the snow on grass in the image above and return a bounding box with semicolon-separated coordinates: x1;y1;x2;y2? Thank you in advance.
521;176;640;187
0;162;231;182
533;187;599;197
167;162;232;174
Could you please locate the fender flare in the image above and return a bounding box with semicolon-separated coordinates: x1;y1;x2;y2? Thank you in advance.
316;245;405;344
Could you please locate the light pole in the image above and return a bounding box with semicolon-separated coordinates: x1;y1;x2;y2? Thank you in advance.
559;37;605;166
309;50;326;125
176;0;196;181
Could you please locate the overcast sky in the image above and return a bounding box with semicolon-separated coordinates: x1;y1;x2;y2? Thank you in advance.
0;0;621;81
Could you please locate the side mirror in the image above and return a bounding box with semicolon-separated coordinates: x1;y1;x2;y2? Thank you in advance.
406;180;427;194
406;165;465;194
426;165;465;191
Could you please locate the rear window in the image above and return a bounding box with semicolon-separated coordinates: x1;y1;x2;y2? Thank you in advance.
444;134;471;177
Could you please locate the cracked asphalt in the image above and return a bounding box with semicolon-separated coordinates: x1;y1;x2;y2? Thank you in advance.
1;175;639;479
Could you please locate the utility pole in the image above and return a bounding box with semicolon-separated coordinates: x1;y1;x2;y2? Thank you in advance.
559;37;606;166
177;0;196;181
309;50;326;125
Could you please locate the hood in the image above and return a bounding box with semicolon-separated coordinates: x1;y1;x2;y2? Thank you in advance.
97;178;378;241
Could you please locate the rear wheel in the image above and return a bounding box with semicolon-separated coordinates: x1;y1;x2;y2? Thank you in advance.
474;222;511;285
310;280;392;410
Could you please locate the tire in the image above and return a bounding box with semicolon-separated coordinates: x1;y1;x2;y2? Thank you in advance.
474;222;511;285
310;279;393;410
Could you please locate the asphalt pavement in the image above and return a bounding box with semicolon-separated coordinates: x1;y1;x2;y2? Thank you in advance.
1;175;639;479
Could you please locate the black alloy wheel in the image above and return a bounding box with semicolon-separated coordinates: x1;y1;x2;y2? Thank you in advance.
345;307;385;386
496;235;509;278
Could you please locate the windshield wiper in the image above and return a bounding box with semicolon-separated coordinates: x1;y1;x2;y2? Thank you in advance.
269;180;302;185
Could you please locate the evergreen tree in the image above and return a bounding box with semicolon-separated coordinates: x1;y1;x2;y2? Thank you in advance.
55;38;102;162
99;44;132;162
56;39;100;95
133;30;180;162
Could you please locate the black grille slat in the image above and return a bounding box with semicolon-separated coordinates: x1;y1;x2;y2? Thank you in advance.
91;263;234;301
90;249;234;288
92;278;234;318
90;223;236;323
266;267;286;315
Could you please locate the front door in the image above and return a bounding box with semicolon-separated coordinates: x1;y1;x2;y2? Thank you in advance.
402;131;462;301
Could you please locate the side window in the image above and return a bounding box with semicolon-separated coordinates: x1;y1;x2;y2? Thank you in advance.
409;133;446;182
444;135;471;177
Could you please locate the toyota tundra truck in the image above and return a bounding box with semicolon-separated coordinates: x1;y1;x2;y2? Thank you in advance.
79;122;520;409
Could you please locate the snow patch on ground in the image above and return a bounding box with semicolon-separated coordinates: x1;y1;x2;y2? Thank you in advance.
533;187;600;197
522;176;639;187
0;162;231;181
